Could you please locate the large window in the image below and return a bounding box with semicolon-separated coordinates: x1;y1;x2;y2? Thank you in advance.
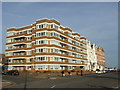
50;65;61;70
35;40;46;45
28;37;32;40
27;29;32;34
36;23;59;30
6;45;13;49
27;43;32;48
35;57;47;61
7;38;15;43
35;48;47;53
35;32;46;37
51;32;60;38
27;51;32;55
51;48;60;53
7;32;15;36
36;65;48;70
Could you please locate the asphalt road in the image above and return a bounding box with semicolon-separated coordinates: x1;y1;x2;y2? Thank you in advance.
2;72;120;89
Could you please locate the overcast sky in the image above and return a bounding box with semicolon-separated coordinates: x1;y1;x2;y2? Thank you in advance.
1;2;118;68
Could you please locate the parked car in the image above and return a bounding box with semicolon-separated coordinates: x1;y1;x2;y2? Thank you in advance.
96;69;106;74
117;69;120;72
96;70;103;74
2;70;19;76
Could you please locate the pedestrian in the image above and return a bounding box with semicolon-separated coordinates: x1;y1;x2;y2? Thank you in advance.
80;70;83;76
68;71;71;77
76;71;79;75
61;70;64;77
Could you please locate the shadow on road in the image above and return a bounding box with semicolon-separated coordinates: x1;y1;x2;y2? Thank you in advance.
88;84;119;90
85;73;119;80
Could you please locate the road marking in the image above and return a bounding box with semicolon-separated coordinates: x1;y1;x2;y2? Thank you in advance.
112;86;119;89
51;85;56;88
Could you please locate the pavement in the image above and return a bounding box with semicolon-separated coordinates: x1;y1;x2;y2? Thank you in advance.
2;72;120;89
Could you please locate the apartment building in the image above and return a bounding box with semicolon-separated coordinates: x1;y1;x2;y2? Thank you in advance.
5;19;88;71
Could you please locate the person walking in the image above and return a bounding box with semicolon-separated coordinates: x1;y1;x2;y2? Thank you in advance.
80;70;83;76
76;71;79;75
61;70;64;77
68;71;71;77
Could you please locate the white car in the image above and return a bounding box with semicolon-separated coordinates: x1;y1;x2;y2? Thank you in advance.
96;71;102;74
96;70;106;74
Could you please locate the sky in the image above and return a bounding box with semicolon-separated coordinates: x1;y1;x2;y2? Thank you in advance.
1;2;118;68
1;0;120;2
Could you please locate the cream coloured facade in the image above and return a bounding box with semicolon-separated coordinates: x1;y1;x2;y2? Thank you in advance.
5;18;106;71
5;19;88;71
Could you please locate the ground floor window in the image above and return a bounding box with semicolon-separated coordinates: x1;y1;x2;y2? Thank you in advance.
26;66;32;70
50;65;61;70
35;65;48;70
13;66;24;70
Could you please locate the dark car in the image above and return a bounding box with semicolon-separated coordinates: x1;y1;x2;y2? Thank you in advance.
3;70;19;76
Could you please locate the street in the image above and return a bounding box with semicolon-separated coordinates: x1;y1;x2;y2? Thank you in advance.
2;72;119;89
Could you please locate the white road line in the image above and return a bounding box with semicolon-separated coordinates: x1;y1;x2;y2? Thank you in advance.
51;85;56;88
112;86;119;89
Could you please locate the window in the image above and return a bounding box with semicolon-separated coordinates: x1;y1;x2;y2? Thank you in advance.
28;30;32;34
35;48;47;53
54;24;58;29
37;65;48;70
50;65;61;70
7;38;15;43
80;44;83;46
51;32;53;36
28;43;32;48
41;32;45;36
7;32;15;36
6;46;13;49
28;37;32;40
81;61;84;64
41;40;44;44
27;51;32;55
36;57;46;61
68;39;72;43
35;40;46;45
41;57;45;61
54;57;59;61
51;49;54;53
35;32;46;37
51;24;53;28
68;32;71;36
40;49;43;52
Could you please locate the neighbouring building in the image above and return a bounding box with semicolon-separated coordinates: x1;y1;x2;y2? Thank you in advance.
5;18;106;71
86;41;97;71
0;54;6;70
95;46;106;70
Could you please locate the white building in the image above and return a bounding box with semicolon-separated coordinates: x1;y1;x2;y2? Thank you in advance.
86;40;98;71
